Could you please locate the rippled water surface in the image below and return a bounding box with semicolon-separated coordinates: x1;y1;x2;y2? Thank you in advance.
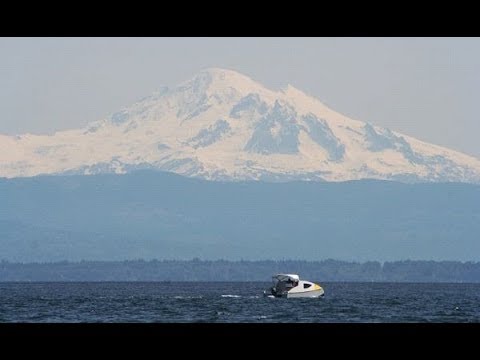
0;282;479;322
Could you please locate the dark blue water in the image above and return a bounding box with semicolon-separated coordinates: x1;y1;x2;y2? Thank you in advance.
0;282;479;322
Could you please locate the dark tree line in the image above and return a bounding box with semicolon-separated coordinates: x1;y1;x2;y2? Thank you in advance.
1;259;480;282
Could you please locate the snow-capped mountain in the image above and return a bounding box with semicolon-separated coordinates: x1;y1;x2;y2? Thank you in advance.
2;67;480;183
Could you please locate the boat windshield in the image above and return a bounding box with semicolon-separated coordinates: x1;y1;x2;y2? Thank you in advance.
272;274;299;284
272;275;299;288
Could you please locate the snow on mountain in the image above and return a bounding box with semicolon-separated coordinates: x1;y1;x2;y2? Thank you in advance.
2;67;480;183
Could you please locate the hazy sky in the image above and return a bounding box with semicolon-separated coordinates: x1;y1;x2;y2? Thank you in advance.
1;37;479;158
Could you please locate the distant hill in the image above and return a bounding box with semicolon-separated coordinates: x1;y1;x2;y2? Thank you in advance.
1;171;480;262
2;259;480;282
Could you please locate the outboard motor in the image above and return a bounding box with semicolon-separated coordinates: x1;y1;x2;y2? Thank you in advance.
272;281;290;297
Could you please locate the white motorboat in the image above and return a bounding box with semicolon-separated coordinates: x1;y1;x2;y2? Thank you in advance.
264;274;324;298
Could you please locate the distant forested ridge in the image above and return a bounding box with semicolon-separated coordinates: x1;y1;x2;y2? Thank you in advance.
1;171;480;262
2;259;480;282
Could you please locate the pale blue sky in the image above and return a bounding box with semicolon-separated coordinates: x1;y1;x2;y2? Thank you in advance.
1;37;479;158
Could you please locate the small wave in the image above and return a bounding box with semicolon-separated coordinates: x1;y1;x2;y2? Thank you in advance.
173;296;203;300
221;295;241;298
216;311;230;316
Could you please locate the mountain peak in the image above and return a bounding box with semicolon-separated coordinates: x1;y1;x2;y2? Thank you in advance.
1;68;480;183
182;68;268;96
201;67;244;77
